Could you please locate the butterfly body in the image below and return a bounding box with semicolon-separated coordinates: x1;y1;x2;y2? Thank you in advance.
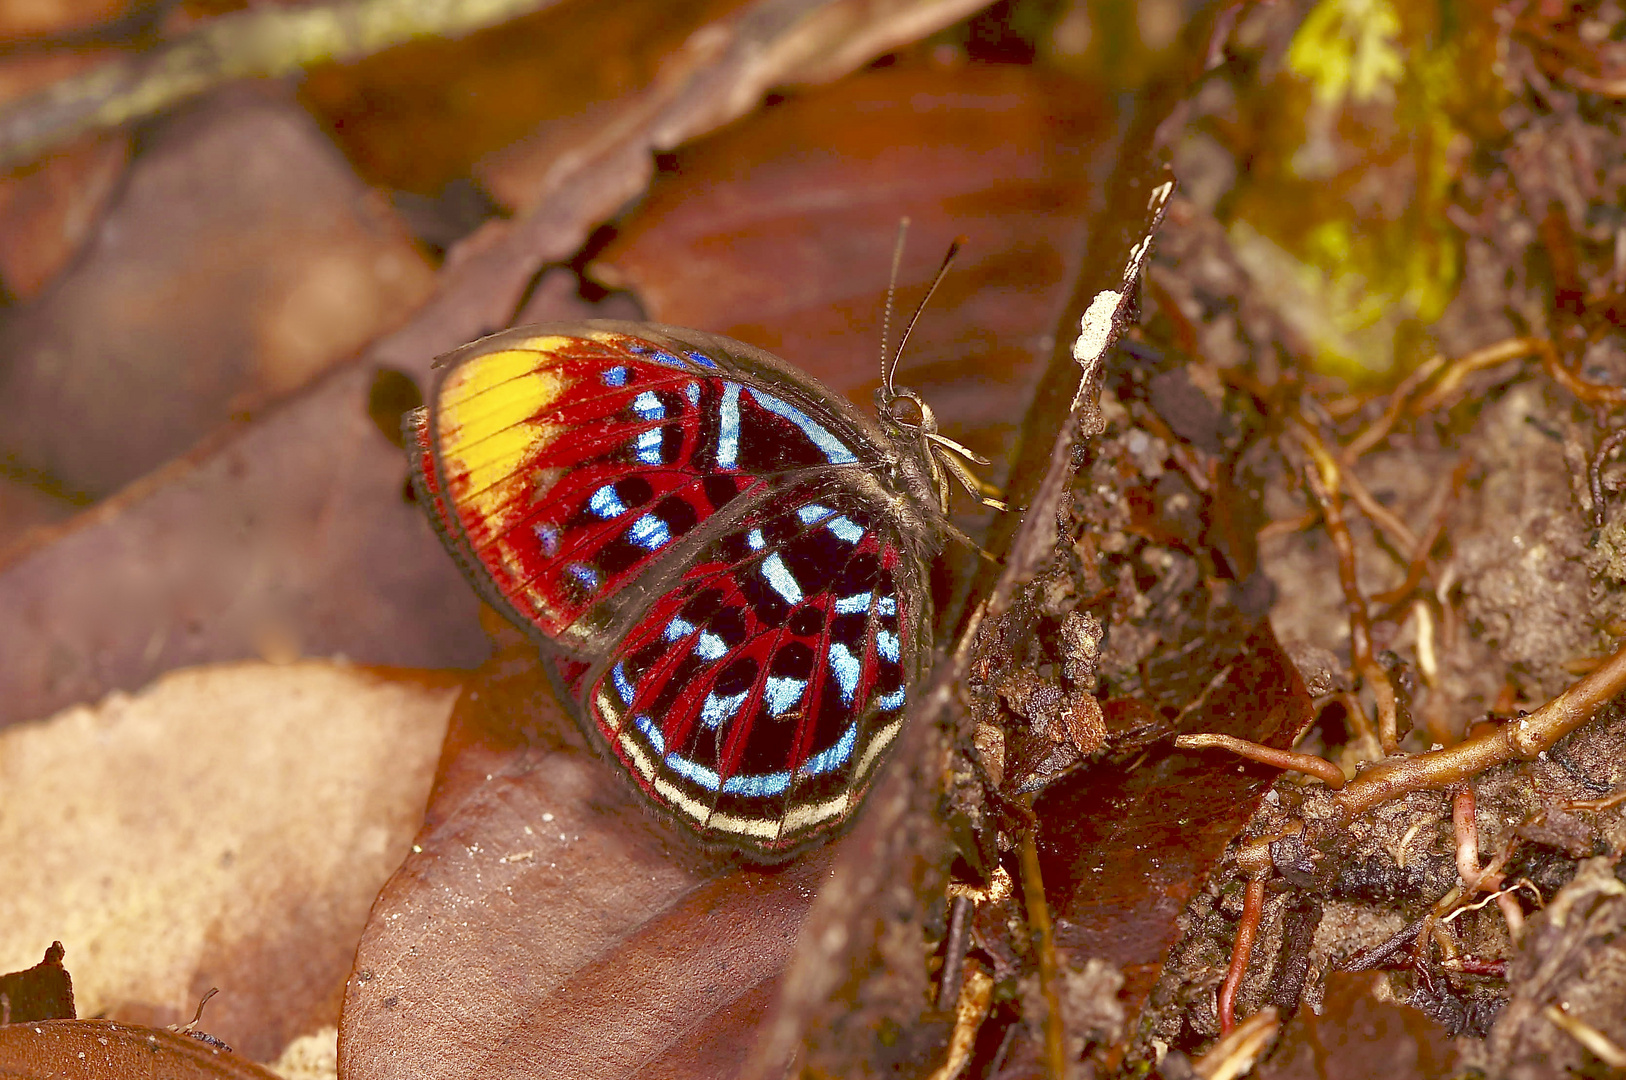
410;321;952;860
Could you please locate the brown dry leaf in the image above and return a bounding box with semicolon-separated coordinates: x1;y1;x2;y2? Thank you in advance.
594;60;1110;476
0;131;128;300
0;0;135;39
0;661;458;1061
363;0;992;377
0;82;434;499
0;0;983;735
301;0;753;197
0;1019;285;1079
341;646;833;1080
0;356;497;731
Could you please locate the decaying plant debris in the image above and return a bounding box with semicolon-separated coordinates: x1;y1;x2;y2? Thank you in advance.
929;5;1626;1077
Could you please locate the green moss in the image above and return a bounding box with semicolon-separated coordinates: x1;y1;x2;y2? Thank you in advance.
1217;0;1502;384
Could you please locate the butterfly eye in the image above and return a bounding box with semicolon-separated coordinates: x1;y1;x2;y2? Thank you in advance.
879;387;936;437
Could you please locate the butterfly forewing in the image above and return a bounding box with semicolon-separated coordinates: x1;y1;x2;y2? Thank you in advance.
412;322;935;859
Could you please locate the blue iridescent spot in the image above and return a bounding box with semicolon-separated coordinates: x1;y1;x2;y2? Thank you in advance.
696;631;728;661
764;676;806;717
877;629;900;662
827;515;864;543
685;382;701;406
761;553;803;603
612;662;635;705
629;342;687;370
746;528;766;551
568;563;599;591
875;687;906;711
666;754;721;790
633;391;665;421
534;522;560;555
635;427;664;465
718;383;742;469
723;770;791;796
602;365;629;387
627;513;670;550
828;643;861;705
588;484;626;519
748;390;859;465
833;592;872;614
685;350;719;369
664;616;696;642
700;689;750;728
878;596;898;617
794;502;864;543
802;723;858;776
635;714;665;754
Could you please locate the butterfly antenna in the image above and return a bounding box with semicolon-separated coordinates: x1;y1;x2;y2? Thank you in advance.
880;217;910;396
885;236;965;397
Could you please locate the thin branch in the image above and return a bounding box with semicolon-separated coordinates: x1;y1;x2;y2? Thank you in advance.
1018;811;1067;1080
1174;733;1346;788
0;0;557;170
1335;638;1626;816
1295;426;1400;753
1217;875;1266;1035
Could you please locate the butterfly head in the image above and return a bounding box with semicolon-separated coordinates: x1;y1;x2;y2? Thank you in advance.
876;382;1005;521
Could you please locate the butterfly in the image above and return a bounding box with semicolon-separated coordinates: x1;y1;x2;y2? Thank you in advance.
407;262;994;860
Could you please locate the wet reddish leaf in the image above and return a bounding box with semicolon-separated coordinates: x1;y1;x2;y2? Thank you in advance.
1035;621;1315;1014
1256;972;1462;1080
341;645;831;1080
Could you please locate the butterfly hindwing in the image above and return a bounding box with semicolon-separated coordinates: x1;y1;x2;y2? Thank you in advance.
412;321;934;858
585;481;924;854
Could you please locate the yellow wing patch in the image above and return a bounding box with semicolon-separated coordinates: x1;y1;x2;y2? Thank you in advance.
438;345;571;530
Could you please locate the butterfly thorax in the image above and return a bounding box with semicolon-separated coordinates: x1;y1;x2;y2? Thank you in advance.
874;387;954;538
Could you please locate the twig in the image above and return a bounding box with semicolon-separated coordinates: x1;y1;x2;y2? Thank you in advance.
1296;427;1401;752
1341;352;1449;462
1589;428;1626;528
1339;463;1417;553
1257;508;1320;541
0;0;557;170
1217;875;1266;1034
1335;638;1626;816
927;961;995;1080
937;894;974;1011
1407;338;1546;415
1017;811;1067;1080
1538;336;1626;408
1370;456;1470;611
1190;1008;1280;1080
1544;1005;1626;1067
1174;733;1346;788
